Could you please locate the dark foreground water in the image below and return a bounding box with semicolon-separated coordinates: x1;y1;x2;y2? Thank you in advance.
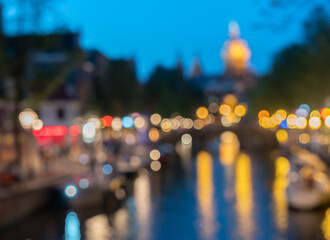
1;137;329;240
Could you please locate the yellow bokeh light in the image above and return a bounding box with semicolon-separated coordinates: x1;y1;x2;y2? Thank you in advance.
196;151;216;239
309;117;321;130
258;110;269;119
273;156;289;232
161;119;172;132
148;128;160;142
275;109;287;122
310;110;321;118
235;153;255;240
219;104;232;116
196;107;209;119
286;114;297;128
298;133;310;144
219;131;239;166
234;105;247;117
223;94;237;107
276;129;288;144
150;113;162;126
322;208;330;240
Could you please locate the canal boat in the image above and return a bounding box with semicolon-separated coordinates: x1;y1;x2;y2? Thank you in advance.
287;148;330;210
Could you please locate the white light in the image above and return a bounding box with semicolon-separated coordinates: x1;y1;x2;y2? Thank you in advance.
32;119;43;130
150;161;161;171
181;133;192;145
82;122;96;139
149;149;161;161
78;154;89;165
79;178;90;189
65;185;77;198
111;117;122;131
326;116;330;128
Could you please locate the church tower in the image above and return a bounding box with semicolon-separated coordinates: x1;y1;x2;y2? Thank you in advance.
191;56;202;78
221;21;251;74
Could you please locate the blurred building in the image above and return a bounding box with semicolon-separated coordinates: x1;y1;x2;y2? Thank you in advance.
190;21;255;103
1;31;112;127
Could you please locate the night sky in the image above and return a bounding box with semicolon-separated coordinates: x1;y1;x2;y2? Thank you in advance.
3;0;324;80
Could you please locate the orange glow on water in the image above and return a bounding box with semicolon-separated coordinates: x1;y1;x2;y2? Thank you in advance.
235;153;254;240
219;131;240;166
196;151;216;240
273;157;290;233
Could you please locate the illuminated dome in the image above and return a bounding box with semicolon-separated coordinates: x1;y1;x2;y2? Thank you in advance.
221;21;251;72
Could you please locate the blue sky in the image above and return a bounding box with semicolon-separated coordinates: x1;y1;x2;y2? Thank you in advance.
3;0;321;80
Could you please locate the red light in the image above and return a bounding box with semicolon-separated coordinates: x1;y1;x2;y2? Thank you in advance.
102;115;113;127
33;126;67;137
320;107;330;120
69;125;80;136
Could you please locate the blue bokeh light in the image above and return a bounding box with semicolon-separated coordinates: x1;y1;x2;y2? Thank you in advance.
102;164;113;175
122;116;134;128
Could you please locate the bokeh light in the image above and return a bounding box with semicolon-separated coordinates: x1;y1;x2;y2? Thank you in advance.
148;128;160;142
149;149;161;161
298;133;310;144
102;115;113;127
102;164;113;175
134;116;147;130
150;113;162;126
122;116;134;128
79;178;90;189
295;117;307;129
325;116;330;128
69;125;80;136
219;104;231;116
276;129;288;144
161;119;172;132
65;185;77;198
150;161;161;171
111;117;122;131
32;119;43;130
234;105;247;117
308;117;321;130
196;107;209;119
82;122;96;139
181;133;192;145
258;110;269;119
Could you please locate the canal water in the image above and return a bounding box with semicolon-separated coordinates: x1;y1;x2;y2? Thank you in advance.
1;134;329;240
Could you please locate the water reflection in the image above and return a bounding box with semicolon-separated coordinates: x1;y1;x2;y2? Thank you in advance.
134;170;152;240
219;131;240;166
85;214;112;240
235;153;255;240
65;211;81;240
196;151;217;240
273;157;290;233
113;208;129;239
322;208;330;240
